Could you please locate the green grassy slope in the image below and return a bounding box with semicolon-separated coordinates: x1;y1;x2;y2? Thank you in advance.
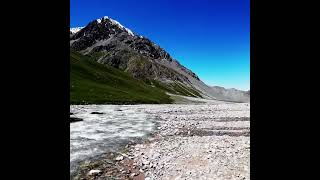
70;50;173;104
145;80;202;98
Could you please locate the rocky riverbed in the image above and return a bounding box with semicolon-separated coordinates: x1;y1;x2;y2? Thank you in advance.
70;101;250;180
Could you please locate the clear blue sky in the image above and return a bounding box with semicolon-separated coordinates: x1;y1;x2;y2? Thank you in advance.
71;0;250;91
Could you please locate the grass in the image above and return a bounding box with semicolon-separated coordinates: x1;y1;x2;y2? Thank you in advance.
89;51;109;61
145;80;202;98
70;50;173;104
171;82;202;98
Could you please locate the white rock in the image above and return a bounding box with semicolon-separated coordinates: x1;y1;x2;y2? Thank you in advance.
120;153;128;157
143;160;150;165
115;156;123;161
153;152;160;158
88;169;101;175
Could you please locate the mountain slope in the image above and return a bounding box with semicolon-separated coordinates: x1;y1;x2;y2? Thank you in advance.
70;16;249;102
70;50;173;104
209;86;250;102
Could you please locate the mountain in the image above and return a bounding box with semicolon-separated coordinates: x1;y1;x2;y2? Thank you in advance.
70;27;83;34
209;86;250;102
70;16;249;102
70;50;173;104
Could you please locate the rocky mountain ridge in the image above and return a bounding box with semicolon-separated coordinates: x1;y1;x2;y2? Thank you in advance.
70;16;249;102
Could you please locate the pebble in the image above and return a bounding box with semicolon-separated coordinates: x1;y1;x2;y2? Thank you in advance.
115;156;123;161
130;103;250;180
142;160;150;165
88;169;101;175
73;103;249;180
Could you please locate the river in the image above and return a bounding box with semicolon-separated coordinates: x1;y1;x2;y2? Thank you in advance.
70;105;155;174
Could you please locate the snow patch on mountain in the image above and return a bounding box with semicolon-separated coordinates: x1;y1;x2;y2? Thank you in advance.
102;16;135;36
109;19;134;36
70;27;84;34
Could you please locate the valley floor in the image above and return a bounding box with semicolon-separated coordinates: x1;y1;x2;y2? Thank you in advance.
71;99;250;180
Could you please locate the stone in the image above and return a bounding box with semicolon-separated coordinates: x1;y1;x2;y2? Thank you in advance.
142;160;150;165
88;169;101;175
120;153;128;157
153;152;160;158
115;156;124;161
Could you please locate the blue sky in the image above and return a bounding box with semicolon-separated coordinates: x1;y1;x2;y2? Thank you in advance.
71;0;250;91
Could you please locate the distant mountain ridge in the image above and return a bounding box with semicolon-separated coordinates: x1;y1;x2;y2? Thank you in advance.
70;16;249;102
210;86;250;102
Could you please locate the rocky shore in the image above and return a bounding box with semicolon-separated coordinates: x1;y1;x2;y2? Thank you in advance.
71;103;250;180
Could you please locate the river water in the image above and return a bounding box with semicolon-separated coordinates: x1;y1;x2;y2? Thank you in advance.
70;105;155;174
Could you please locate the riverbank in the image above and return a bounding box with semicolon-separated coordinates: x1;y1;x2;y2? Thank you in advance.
70;102;250;180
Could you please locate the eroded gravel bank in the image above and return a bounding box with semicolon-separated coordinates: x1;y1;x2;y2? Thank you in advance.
131;103;250;180
71;102;250;180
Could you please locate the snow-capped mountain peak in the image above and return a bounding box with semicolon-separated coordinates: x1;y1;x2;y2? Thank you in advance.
70;16;250;102
70;27;83;34
95;16;135;36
